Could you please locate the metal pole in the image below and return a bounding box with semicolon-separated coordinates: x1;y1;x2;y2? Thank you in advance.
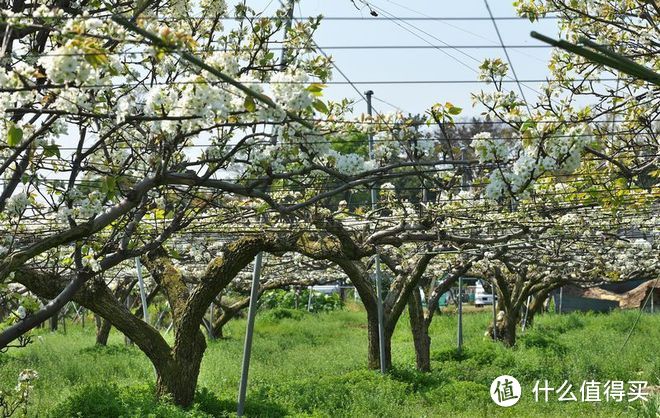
208;302;215;340
62;304;67;334
135;258;149;324
136;258;157;379
307;286;313;312
457;276;463;355
492;286;497;341
237;252;263;417
522;295;531;332
279;0;295;69
559;287;563;314
366;90;387;374
460;146;470;191
374;256;386;372
125;295;132;345
237;2;293;411
651;288;654;313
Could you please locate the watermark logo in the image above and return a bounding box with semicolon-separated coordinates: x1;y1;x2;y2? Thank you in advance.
533;380;649;402
491;375;521;407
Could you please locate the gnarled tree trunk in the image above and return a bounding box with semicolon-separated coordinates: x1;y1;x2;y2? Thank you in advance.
491;308;518;347
408;289;431;372
155;329;207;406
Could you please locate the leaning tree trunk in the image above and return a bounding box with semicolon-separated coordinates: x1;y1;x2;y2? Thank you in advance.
95;315;112;346
155;328;207;407
367;310;392;371
212;310;235;339
408;290;431;372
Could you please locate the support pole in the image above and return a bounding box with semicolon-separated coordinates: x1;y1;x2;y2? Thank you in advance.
307;286;313;312
366;90;387;374
136;257;158;379
559;287;563;314
208;302;215;340
124;295;132;345
237;252;263;417
374;255;386;372
492;287;497;341
135;258;149;324
522;295;531;332
279;0;295;69
650;287;654;313
457;276;463;355
62;304;67;334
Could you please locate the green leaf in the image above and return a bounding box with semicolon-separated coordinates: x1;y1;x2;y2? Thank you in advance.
7;125;23;147
244;96;256;112
520;119;536;133
42;143;61;158
306;83;324;93
447;106;462;115
306;83;326;97
312;99;329;114
154;48;166;62
101;176;117;199
255;202;269;215
169;247;181;259
84;53;108;68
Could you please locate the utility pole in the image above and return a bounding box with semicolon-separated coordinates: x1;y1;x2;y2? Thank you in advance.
279;0;295;69
366;90;387;374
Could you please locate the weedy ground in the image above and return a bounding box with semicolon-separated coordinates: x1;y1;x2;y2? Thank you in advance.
1;307;659;417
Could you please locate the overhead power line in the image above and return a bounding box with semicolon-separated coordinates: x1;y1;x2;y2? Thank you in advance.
0;15;561;22
484;0;531;116
16;44;553;58
0;78;627;93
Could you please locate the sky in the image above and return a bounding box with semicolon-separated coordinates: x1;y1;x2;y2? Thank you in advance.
248;0;560;118
35;1;564;174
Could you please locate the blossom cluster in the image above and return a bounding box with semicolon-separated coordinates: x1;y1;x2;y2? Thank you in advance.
5;192;30;218
270;70;314;111
333;152;367;176
472;132;509;163
472;124;592;200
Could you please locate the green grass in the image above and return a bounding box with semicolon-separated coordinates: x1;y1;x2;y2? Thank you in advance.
1;308;659;417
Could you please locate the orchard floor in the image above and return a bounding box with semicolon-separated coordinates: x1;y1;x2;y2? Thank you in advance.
1;307;659;417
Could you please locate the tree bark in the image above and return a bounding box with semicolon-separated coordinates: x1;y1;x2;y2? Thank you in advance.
49;310;58;331
408;289;431;372
155;329;206;407
95;315;112;346
367;310;392;370
495;310;518;347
